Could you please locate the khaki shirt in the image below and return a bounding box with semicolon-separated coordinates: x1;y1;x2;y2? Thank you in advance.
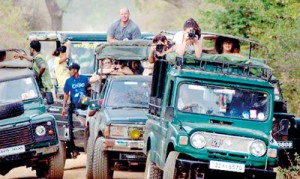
33;53;52;92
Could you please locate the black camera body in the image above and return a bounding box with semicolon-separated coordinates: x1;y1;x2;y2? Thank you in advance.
188;29;201;39
188;30;196;39
156;44;164;53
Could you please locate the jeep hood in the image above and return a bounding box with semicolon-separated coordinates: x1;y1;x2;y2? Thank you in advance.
104;108;148;124
181;121;270;143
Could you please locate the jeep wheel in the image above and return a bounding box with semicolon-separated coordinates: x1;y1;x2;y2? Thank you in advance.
0;101;24;119
145;150;163;179
86;137;94;179
163;151;179;179
36;143;65;179
61;141;67;164
92;137;113;179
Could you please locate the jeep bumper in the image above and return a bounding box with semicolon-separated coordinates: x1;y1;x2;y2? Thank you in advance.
0;145;59;162
176;159;276;179
101;138;144;152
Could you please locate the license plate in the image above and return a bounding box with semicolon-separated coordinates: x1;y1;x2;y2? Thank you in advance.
278;141;293;149
0;145;25;157
129;142;140;148
209;160;245;173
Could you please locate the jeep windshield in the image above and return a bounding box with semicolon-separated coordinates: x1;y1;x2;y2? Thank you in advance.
177;83;269;121
0;77;38;102
106;80;150;108
70;42;99;74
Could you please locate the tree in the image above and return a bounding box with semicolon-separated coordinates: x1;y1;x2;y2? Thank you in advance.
199;0;300;115
0;1;29;49
45;0;71;30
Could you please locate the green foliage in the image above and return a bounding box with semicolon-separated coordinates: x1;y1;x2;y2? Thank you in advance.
0;1;29;49
199;0;300;116
278;153;300;179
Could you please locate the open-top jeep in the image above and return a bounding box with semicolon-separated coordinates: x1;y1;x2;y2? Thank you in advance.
28;31;154;158
85;40;152;179
0;49;64;178
144;33;278;178
27;31;108;156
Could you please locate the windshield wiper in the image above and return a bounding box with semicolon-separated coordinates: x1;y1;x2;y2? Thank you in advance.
110;106;148;109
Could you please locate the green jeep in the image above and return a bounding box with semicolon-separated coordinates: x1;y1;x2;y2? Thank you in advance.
0;50;64;178
143;33;278;178
27;31;154;158
85;40;152;179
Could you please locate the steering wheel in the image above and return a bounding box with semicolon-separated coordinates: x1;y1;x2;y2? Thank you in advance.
182;104;200;112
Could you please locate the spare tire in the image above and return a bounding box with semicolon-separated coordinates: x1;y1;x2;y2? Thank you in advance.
0;101;24;119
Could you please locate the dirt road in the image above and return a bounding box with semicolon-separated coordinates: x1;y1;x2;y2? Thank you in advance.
1;153;144;179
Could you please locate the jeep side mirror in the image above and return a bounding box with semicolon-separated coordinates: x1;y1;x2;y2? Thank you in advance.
165;106;174;122
88;102;100;117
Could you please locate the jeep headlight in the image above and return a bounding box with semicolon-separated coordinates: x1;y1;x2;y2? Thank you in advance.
35;126;46;136
110;126;128;138
190;132;206;149
249;140;266;157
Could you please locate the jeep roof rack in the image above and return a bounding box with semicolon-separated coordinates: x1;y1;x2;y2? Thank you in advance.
0;60;32;69
95;40;152;61
27;31;154;43
159;31;268;60
174;54;273;82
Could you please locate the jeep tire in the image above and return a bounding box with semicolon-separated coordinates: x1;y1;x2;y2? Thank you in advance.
145;150;163;179
36;143;65;179
86;137;94;179
92;137;112;179
0;101;24;119
163;151;179;179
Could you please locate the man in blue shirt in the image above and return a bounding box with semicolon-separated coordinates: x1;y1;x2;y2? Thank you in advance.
62;62;89;158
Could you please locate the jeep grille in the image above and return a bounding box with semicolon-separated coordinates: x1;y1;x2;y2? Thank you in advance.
200;132;256;154
0;122;33;148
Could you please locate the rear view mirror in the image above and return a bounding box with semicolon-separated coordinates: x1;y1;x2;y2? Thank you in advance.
165;106;174;122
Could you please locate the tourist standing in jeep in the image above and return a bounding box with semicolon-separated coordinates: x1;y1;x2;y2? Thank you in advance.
107;7;141;42
0;50;64;178
62;62;89;157
144;33;278;178
173;18;202;58
14;41;52;96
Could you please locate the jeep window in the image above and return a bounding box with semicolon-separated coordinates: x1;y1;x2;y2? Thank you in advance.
106;81;151;108
0;77;38;102
177;83;269;121
70;42;100;74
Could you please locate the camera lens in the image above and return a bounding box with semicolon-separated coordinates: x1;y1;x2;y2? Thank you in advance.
188;30;195;38
156;44;164;53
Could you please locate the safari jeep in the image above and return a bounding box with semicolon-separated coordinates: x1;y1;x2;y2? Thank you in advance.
0;54;64;178
271;77;300;167
143;33;278;178
28;31;154;158
27;31;108;156
85;40;152;179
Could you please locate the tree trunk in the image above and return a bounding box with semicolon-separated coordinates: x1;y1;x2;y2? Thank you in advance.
45;0;63;30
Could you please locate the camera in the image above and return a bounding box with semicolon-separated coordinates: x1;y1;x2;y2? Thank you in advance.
156;44;164;53
188;30;196;39
188;29;201;39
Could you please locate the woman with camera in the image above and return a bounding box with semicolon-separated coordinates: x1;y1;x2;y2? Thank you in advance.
173;18;203;59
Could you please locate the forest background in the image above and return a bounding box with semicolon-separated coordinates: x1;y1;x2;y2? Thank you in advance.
1;0;300;115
